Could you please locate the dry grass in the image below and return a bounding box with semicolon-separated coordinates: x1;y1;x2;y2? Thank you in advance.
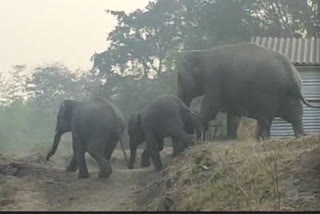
237;118;257;141
0;176;23;208
135;134;320;211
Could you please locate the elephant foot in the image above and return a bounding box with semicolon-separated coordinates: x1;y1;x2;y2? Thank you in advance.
154;165;163;172
98;163;112;179
255;134;271;142
140;159;151;168
128;163;134;169
295;133;307;139
78;172;90;179
224;136;237;141
65;165;78;172
172;151;179;158
172;146;185;158
98;171;112;179
98;168;112;179
172;150;183;158
140;152;151;168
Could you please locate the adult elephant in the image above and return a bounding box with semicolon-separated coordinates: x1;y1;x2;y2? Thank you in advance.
177;42;320;140
127;95;204;171
46;98;128;179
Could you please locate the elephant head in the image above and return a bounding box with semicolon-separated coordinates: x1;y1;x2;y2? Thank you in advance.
177;51;204;107
46;99;79;161
127;113;145;169
184;109;207;141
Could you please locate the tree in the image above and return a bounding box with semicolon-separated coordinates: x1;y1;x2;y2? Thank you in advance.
93;0;320;78
2;65;30;106
26;63;87;113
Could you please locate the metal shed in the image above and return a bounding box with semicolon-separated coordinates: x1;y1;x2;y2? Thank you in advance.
251;36;320;137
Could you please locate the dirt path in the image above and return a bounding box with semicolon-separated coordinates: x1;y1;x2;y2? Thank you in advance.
0;148;168;211
52;168;153;211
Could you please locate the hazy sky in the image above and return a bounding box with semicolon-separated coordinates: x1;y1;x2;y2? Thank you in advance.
0;0;150;74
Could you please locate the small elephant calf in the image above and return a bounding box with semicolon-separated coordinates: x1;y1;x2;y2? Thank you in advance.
127;95;204;171
46;98;127;179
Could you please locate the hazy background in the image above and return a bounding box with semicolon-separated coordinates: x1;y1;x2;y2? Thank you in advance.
0;0;149;74
0;0;318;152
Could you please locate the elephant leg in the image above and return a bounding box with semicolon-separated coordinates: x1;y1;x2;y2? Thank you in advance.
158;139;164;151
200;95;220;133
65;154;77;172
171;137;184;157
171;129;193;157
104;137;117;161
262;119;272;140
286;115;306;138
140;138;163;168
87;140;112;179
66;133;78;172
181;133;195;149
282;100;306;138
292;121;306;138
140;148;151;168
73;134;89;179
76;149;89;179
226;114;241;139
255;118;272;141
255;119;264;141
146;134;163;171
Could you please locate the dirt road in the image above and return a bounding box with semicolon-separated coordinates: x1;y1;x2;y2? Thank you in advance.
0;147;170;211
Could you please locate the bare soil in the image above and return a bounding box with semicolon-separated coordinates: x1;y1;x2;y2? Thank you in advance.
0;145;174;211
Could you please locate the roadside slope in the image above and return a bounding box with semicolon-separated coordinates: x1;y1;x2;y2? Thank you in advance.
132;135;320;211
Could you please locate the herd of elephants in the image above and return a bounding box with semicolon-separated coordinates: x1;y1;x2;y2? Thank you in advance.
45;42;320;179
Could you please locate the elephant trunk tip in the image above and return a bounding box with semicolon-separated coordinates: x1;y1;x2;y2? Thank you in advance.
46;151;54;161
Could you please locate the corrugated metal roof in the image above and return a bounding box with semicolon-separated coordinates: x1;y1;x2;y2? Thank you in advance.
251;36;320;65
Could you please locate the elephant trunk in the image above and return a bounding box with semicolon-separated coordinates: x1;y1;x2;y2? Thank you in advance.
128;144;137;169
177;91;193;107
46;131;63;161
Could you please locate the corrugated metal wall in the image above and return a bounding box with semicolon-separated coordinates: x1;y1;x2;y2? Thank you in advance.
270;67;320;137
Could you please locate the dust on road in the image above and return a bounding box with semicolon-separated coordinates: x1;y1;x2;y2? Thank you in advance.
0;148;173;211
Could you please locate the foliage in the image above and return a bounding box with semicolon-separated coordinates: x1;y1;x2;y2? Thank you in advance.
92;0;320;78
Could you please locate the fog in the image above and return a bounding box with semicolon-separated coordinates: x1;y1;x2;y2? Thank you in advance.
0;0;149;75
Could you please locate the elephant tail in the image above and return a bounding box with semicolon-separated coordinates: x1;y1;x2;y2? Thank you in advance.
299;92;320;108
119;136;128;163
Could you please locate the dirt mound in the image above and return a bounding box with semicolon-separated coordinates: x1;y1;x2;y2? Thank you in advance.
133;135;320;211
0;152;68;210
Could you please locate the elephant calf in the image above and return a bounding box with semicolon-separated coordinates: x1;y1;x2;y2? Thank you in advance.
128;95;204;171
46;98;127;179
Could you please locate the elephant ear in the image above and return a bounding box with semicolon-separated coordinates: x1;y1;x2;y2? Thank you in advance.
182;51;202;74
179;53;202;87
